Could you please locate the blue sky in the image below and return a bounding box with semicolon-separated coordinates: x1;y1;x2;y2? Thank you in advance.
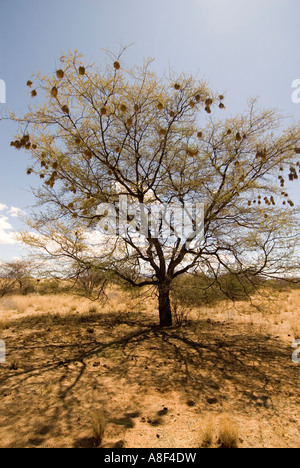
0;0;300;260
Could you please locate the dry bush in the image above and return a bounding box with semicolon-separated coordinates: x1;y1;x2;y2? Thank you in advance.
171;297;192;326
91;410;106;446
217;415;239;449
201;419;214;448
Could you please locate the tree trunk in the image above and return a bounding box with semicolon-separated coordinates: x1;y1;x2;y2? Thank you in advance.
158;282;173;327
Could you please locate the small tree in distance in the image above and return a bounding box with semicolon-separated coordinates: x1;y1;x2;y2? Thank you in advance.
10;49;300;326
0;260;35;297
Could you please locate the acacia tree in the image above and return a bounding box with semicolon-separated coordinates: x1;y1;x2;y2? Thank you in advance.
10;50;300;326
0;260;34;296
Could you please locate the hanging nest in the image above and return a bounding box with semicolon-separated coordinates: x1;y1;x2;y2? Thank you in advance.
61;105;70;114
294;147;300;154
256;149;267;161
205;98;213;106
113;61;121;70
157;102;164;111
51;86;58;98
84;149;93;159
219;95;225;100
27;80;33;88
227;129;232;135
31;90;37;97
197;131;203;138
219;103;225;109
189;100;195;108
159;128;167;136
26;168;33;175
74;137;81;145
32;144;37;150
52;161;59;169
205;106;211;114
126;118;133;127
120;104;127;113
56;69;64;79
78;66;85;76
195;93;201;102
13;140;22;149
169;110;175;117
134;104;139;112
115;146;121;154
174;83;181;90
236;132;242;142
100;107;107;115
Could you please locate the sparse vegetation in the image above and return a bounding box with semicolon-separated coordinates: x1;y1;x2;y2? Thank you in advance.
91;410;106;446
217;415;239;449
201;419;214;448
0;286;299;448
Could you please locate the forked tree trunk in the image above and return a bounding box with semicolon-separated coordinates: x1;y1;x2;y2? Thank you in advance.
158;282;173;327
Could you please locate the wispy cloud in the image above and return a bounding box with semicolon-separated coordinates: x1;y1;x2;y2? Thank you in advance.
0;230;17;245
8;206;26;218
0;215;17;244
0;203;8;212
0;203;24;245
0;217;13;231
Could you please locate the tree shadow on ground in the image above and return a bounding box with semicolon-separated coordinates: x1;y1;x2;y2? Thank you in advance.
0;310;298;447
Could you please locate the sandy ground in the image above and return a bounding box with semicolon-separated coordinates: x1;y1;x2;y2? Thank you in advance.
0;288;299;448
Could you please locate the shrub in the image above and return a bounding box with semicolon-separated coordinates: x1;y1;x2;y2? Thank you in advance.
91;410;106;446
217;415;239;449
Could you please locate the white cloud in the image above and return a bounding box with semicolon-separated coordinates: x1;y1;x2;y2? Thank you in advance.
0;217;13;231
8;206;26;218
0;203;8;212
0;216;18;245
0;231;17;245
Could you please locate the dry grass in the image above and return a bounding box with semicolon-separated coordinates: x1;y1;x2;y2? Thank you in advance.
217;415;239;449
201;419;214;448
0;288;299;448
91;410;106;446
